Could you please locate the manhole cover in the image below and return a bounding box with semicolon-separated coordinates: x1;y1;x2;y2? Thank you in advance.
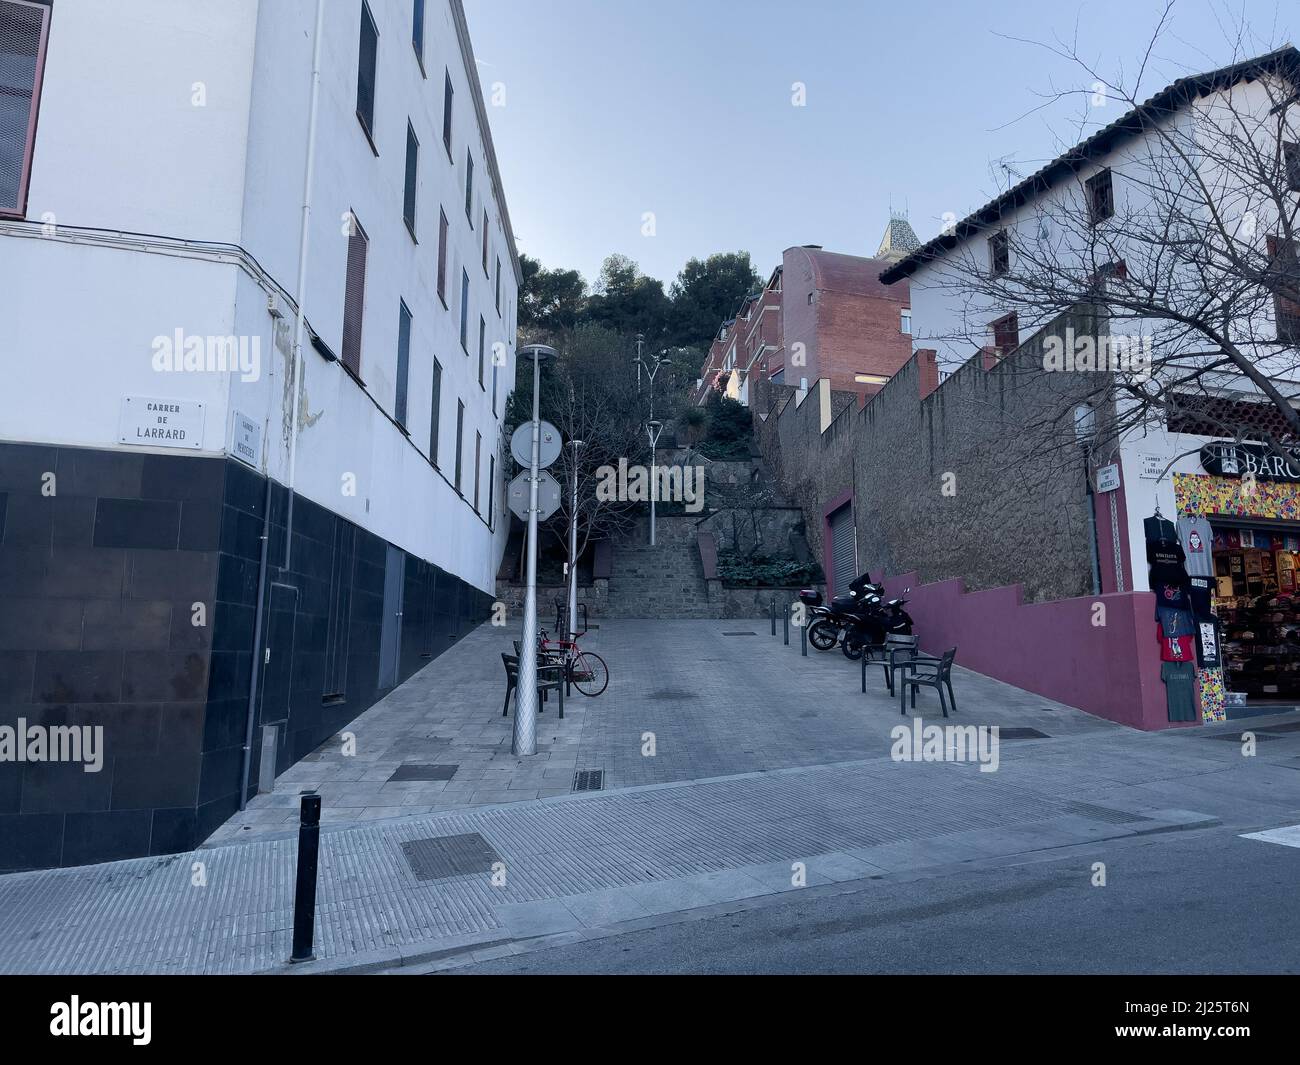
573;769;604;792
388;764;459;781
997;727;1050;739
400;832;500;881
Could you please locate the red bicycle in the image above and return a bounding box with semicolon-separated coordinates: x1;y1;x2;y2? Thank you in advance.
538;628;609;697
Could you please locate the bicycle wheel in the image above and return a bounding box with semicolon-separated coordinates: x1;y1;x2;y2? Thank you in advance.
569;651;609;697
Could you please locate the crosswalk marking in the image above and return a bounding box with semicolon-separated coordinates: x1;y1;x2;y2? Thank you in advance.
1240;824;1300;848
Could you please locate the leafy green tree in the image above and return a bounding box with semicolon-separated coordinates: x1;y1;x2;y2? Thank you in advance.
582;254;670;342
518;253;587;334
666;252;763;349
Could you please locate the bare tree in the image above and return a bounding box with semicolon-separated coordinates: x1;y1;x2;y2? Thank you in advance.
911;22;1300;477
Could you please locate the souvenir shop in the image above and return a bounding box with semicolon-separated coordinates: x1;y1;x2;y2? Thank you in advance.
1164;443;1300;720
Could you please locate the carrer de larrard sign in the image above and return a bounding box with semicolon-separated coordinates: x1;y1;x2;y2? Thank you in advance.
118;396;205;449
1200;441;1300;482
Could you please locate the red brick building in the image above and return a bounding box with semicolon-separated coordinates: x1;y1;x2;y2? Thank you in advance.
695;214;920;405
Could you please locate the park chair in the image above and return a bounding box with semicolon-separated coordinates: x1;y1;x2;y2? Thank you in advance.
501;653;565;719
864;633;919;696
899;648;958;717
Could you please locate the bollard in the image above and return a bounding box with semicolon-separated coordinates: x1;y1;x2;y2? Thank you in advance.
770;597;776;636
290;790;322;963
801;618;807;657
783;607;789;645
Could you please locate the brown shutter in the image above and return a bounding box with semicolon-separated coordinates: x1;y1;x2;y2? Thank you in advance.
341;218;369;378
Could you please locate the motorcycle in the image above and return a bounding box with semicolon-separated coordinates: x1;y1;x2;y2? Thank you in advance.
840;589;914;660
807;572;885;651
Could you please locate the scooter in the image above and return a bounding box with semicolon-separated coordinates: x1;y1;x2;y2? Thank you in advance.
840;590;914;660
807;572;885;651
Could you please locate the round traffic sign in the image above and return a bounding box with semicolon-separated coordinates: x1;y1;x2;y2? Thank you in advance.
510;420;561;469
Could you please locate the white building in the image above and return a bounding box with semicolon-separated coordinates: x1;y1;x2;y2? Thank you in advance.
0;0;521;867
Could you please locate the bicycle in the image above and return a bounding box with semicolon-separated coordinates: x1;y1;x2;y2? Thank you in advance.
538;628;609;697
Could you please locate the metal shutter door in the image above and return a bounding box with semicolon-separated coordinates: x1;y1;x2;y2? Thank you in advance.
828;503;856;597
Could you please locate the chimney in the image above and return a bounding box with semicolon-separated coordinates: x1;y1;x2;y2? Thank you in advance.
917;349;939;399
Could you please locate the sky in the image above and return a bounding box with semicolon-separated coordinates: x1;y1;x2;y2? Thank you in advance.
463;0;1297;288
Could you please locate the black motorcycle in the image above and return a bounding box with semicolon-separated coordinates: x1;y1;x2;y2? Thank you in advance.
807;572;885;651
840;590;914;660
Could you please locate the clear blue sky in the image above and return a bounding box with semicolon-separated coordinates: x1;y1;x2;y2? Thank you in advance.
463;0;1295;288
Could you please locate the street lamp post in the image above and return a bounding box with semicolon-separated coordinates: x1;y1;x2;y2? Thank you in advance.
514;343;556;757
566;439;584;639
646;419;663;547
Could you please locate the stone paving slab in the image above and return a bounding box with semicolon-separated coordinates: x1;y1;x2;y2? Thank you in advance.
1;722;1295;974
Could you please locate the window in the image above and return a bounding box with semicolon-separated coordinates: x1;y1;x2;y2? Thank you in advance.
403;123;419;237
991;312;1020;355
473;432;482;512
806;292;814;305
1086;168;1114;225
412;0;425;68
460;269;470;351
429;359;442;464
442;71;454;156
341;213;368;378
1266;235;1300;343
1285;141;1300;193
495;256;502;315
491;358;498;415
488;454;495;526
356;2;378;146
988;229;1009;276
436;208;449;305
465;151;474;221
482;210;490;273
454;401;464;491
395;301;412;426
900;309;912;335
0;0;49;218
478;316;486;387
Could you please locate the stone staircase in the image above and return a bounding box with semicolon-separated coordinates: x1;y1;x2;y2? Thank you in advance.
603;532;716;619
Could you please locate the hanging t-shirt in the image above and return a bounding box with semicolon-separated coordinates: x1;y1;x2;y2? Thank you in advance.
1162;660;1198;722
1155;624;1196;662
1153;580;1190;610
1176;515;1214;577
1156;605;1195;637
1187;576;1214;621
1147;539;1190;587
1195;621;1221;668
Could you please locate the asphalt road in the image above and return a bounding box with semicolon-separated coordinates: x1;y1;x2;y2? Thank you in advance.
445;825;1300;974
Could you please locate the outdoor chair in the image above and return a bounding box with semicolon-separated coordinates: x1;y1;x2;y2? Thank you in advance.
867;633;919;696
899;648;958;717
501;652;565;719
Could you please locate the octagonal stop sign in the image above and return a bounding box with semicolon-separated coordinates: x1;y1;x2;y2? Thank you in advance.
507;470;562;522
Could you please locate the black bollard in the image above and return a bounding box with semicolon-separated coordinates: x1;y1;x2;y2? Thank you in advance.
801;618;807;657
770;597;776;636
783;607;789;645
290;790;322;963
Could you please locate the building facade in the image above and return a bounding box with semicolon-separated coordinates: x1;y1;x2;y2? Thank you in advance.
695;218;917;407
0;0;519;869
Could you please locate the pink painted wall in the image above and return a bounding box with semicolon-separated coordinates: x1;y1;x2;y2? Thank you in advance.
880;573;1199;731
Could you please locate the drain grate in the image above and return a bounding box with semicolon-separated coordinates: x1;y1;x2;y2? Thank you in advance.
721;631;757;636
996;727;1051;739
648;688;699;701
1065;801;1154;825
400;832;500;881
388;763;459;782
1204;731;1279;741
572;769;605;792
1258;722;1300;734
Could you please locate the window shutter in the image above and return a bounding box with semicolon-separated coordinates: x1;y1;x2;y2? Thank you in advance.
0;0;50;217
341;219;369;377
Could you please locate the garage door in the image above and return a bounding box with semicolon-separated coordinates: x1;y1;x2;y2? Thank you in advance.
828;503;856;597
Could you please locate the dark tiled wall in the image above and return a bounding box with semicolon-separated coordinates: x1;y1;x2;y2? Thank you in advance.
0;443;492;871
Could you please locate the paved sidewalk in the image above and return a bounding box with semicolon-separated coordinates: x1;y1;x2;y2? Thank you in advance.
210;618;1116;843
2;720;1298;974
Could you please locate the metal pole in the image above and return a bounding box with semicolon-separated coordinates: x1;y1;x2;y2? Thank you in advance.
567;442;581;638
770;597;776;636
801;615;807;657
783;608;789;645
649;437;656;547
513;353;542;756
289;790;321;963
